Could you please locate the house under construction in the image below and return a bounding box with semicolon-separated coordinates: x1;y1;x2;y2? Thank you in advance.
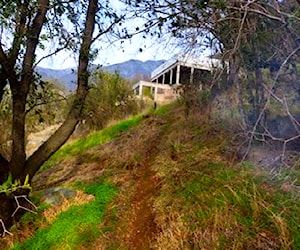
132;54;226;104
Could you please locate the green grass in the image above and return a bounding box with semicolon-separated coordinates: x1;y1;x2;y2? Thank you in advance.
150;107;300;249
41;104;175;170
41;114;144;170
11;181;116;250
160;161;300;248
153;102;177;116
8;102;299;249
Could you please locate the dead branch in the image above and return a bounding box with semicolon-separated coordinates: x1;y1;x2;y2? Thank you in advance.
11;195;37;218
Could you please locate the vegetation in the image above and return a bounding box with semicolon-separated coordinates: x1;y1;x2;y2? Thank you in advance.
0;0;101;231
82;70;140;130
12;182;116;250
150;113;300;248
0;0;299;247
0;0;136;232
0;103;298;249
41;113;144;170
127;0;300;144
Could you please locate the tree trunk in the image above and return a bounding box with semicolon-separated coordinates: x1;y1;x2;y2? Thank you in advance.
0;194;14;236
10;84;28;180
0;0;98;234
24;0;98;179
0;160;13;236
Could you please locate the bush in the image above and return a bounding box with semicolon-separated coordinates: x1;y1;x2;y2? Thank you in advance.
82;71;140;130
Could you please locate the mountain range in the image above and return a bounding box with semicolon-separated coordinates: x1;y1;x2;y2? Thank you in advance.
36;59;165;91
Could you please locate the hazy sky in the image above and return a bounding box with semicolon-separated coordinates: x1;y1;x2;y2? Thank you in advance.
38;34;179;70
36;0;181;70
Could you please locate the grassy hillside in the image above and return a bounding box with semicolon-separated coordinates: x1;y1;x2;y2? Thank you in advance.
1;102;299;249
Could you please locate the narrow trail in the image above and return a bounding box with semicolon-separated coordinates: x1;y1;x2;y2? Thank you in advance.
123;164;160;249
30;114;176;249
97;116;168;249
117;130;164;249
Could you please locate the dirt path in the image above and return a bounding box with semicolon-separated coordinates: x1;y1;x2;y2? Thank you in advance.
119;120;166;249
31;115;172;249
93;116;168;249
113;140;163;248
122;164;160;249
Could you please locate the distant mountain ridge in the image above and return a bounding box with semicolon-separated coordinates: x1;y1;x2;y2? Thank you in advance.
36;59;166;91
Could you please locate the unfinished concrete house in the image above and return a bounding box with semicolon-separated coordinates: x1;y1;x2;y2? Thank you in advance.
133;54;226;104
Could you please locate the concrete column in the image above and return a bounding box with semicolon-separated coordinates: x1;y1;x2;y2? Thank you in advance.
170;69;173;85
162;73;165;84
139;82;143;97
190;67;194;84
154;86;158;101
176;64;180;85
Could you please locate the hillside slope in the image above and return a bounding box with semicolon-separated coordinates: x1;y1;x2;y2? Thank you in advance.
2;103;300;249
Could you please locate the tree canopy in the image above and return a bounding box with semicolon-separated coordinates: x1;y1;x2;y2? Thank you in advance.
125;0;300;130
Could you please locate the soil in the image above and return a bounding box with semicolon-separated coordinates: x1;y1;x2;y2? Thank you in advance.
120;164;160;249
26;124;61;156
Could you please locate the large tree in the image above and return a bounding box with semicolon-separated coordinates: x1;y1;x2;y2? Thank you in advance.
125;0;300;131
0;0;124;234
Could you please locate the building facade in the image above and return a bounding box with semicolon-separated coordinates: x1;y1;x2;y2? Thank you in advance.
133;54;226;104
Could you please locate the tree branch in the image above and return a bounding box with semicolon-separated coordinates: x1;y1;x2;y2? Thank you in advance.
25;0;98;179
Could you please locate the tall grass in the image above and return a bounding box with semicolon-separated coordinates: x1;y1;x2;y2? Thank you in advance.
41;114;143;170
151;106;300;249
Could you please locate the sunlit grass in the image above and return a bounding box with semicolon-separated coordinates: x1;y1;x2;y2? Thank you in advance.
6;103;299;249
42;103;176;170
41;114;144;170
11;181;116;250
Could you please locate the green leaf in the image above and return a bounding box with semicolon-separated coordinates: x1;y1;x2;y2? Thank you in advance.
24;174;29;185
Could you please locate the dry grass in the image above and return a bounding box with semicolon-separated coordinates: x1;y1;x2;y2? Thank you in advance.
42;191;94;223
148;105;298;249
154;211;188;250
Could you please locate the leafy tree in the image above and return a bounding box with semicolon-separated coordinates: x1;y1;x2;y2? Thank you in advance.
0;0;124;234
83;71;139;130
125;0;300;131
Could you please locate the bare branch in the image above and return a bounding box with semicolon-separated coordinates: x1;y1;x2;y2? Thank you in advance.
0;219;12;237
11;195;37;218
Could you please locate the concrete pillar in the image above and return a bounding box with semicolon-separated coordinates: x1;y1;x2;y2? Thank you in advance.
139;82;143;97
162;73;165;84
170;69;173;85
176;64;180;85
190;67;194;84
154;86;158;101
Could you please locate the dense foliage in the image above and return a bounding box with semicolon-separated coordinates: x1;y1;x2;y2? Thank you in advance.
83;71;139;130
